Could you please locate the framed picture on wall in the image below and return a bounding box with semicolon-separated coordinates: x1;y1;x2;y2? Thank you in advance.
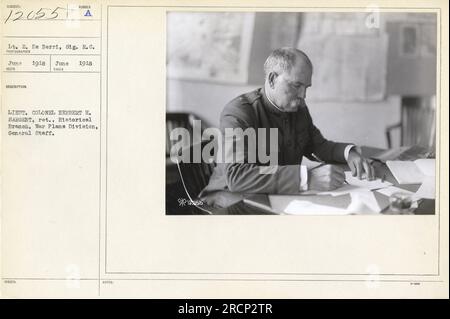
167;12;255;84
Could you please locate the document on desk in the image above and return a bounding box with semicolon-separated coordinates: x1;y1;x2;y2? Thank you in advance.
347;191;385;213
319;172;392;196
268;192;385;214
376;186;415;197
0;0;447;300
386;159;435;184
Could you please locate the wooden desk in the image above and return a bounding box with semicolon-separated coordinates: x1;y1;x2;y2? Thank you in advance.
205;146;435;215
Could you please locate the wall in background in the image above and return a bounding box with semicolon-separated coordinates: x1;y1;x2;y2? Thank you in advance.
297;12;388;102
167;80;258;127
385;15;437;96
307;96;401;148
247;13;300;84
166;12;437;149
167;79;401;148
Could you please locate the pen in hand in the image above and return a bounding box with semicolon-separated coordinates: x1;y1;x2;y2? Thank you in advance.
309;162;349;188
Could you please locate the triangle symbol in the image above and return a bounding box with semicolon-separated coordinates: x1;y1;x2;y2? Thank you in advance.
84;10;92;17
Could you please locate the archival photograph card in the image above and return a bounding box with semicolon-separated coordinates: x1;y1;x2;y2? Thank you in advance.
1;0;448;299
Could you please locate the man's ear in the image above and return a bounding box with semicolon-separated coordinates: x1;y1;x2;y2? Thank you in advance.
267;72;278;88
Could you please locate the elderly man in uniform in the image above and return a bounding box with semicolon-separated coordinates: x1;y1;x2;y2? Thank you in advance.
200;47;375;208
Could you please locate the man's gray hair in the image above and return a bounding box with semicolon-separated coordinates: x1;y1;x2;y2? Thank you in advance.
263;47;312;79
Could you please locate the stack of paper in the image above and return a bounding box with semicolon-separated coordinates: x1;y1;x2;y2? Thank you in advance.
413;176;435;199
414;159;435;177
371;145;432;162
344;172;393;189
376;186;414;197
371;146;411;162
347;192;384;213
319;171;392;196
243;194;274;213
283;200;349;215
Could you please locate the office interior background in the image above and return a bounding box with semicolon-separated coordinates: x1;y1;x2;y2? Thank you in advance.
166;12;437;151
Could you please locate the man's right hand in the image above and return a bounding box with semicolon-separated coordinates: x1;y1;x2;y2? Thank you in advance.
308;165;345;191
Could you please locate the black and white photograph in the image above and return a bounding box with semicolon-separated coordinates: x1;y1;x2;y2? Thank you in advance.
165;11;437;215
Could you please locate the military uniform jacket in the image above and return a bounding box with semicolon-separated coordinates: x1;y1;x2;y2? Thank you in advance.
201;87;349;205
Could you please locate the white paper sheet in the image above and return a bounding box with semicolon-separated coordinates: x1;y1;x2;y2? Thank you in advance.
414;159;435;177
376;186;414;197
283;200;349;215
319;184;370;196
283;192;386;215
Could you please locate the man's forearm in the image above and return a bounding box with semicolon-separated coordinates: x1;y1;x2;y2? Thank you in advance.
223;163;301;194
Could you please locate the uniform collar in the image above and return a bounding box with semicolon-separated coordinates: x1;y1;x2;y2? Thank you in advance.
260;87;286;116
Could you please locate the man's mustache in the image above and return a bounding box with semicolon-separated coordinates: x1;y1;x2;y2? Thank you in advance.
296;98;307;108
